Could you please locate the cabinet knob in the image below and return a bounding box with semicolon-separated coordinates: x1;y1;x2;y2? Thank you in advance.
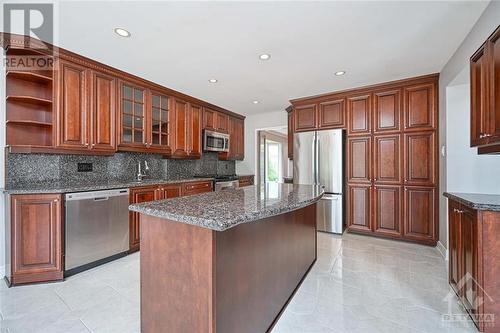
54;199;59;202
85;143;89;147
92;143;95;147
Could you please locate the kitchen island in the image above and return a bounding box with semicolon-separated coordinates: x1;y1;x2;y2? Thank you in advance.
129;183;323;333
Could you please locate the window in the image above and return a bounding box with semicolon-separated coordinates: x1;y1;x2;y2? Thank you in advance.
265;140;282;183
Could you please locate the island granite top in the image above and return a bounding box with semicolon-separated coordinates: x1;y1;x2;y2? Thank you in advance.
129;183;324;231
444;192;500;212
2;177;214;194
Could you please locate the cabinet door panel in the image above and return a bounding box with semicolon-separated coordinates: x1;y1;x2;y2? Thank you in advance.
91;71;116;151
183;181;213;196
58;61;87;149
11;194;63;284
448;200;461;292
374;134;401;184
129;187;157;252
216;112;228;133
460;206;478;316
404;83;436;130
235;118;245;160
288;111;294;159
347;136;371;183
172;99;189;157
119;82;147;147
404;132;436;185
403;186;436;242
374;89;401;133
470;45;489;146
149;91;171;152
347;184;372;232
347;95;371;135
188;103;202;157
319;99;345;129
488;27;500;143
203;108;216;130
294;104;317;131
162;185;182;199
374;185;402;237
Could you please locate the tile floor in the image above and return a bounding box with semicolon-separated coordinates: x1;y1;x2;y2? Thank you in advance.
0;233;477;333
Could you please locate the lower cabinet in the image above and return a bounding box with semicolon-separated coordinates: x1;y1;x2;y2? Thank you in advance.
129;180;212;252
9;194;63;285
347;184;436;245
238;175;254;187
182;180;213;196
447;198;500;332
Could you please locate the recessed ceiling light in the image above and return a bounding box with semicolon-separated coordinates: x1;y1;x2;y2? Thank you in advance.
208;79;218;83
259;54;271;61
334;71;346;76
252;100;259;104
114;27;131;37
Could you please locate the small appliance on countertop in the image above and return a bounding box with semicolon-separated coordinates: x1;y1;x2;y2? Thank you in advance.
195;174;239;191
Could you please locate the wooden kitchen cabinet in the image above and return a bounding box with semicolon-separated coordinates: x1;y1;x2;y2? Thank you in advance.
220;115;244;161
56;60;88;150
287;108;294;159
9;194;63;285
171;98;189;158
319;99;345;129
148;90;172;154
373;185;402;237
129;186;158;252
186;103;202;158
347;94;371;135
294;104;317;132
89;71;116;152
404;131;436;186
446;196;500;332
471;25;500;152
373;134;401;184
57;60;116;152
183;180;213;196
403;83;436;131
347;184;372;232
118;81;148;149
373;89;401;133
216;112;229;133
203;107;216;130
403;186;436;244
238;175;254;187
347;136;372;183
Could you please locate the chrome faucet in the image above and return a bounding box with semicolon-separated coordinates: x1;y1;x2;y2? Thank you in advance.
136;160;150;181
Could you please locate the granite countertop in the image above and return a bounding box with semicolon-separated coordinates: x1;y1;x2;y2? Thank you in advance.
2;177;214;194
444;192;500;212
129;183;323;231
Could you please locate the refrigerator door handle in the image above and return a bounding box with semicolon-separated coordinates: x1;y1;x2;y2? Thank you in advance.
316;135;320;185
312;135;317;185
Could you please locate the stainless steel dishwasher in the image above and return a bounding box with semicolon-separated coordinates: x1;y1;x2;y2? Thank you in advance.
65;188;129;276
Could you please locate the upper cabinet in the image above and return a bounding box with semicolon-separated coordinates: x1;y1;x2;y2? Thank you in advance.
347;94;372;135
403;83;436;131
319;99;345;129
294;104;317;132
3;35;244;158
219;115;244;160
56;60;116;153
471;25;500;152
373;89;401;133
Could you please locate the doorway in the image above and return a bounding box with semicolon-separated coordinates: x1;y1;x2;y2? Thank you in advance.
257;128;291;185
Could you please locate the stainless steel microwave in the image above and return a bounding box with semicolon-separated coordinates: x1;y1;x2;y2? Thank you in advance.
203;130;230;152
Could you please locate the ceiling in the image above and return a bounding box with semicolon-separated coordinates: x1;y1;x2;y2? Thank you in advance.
54;1;489;115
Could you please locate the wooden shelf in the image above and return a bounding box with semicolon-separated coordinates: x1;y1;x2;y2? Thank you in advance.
6;120;52;127
6;95;52;106
7;71;52;84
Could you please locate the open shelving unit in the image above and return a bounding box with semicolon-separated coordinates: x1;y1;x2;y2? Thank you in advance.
5;47;55;151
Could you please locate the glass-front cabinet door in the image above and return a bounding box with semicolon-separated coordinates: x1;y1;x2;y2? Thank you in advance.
119;81;147;147
149;91;171;152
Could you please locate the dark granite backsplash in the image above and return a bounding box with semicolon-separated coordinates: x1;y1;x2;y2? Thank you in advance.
6;152;235;187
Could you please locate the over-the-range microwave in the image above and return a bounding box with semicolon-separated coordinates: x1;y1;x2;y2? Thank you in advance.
203;129;230;153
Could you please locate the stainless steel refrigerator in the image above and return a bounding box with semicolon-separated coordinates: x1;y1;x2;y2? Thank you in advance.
293;129;345;234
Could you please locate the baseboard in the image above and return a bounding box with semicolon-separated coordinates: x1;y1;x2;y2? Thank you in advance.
436;241;448;260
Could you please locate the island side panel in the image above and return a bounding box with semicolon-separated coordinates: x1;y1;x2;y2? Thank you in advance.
140;215;215;333
214;203;317;333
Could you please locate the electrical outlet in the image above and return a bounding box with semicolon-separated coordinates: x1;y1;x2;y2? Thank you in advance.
77;163;93;172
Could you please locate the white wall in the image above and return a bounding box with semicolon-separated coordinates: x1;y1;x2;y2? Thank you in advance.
439;0;500;249
446;83;500;194
236;110;288;175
